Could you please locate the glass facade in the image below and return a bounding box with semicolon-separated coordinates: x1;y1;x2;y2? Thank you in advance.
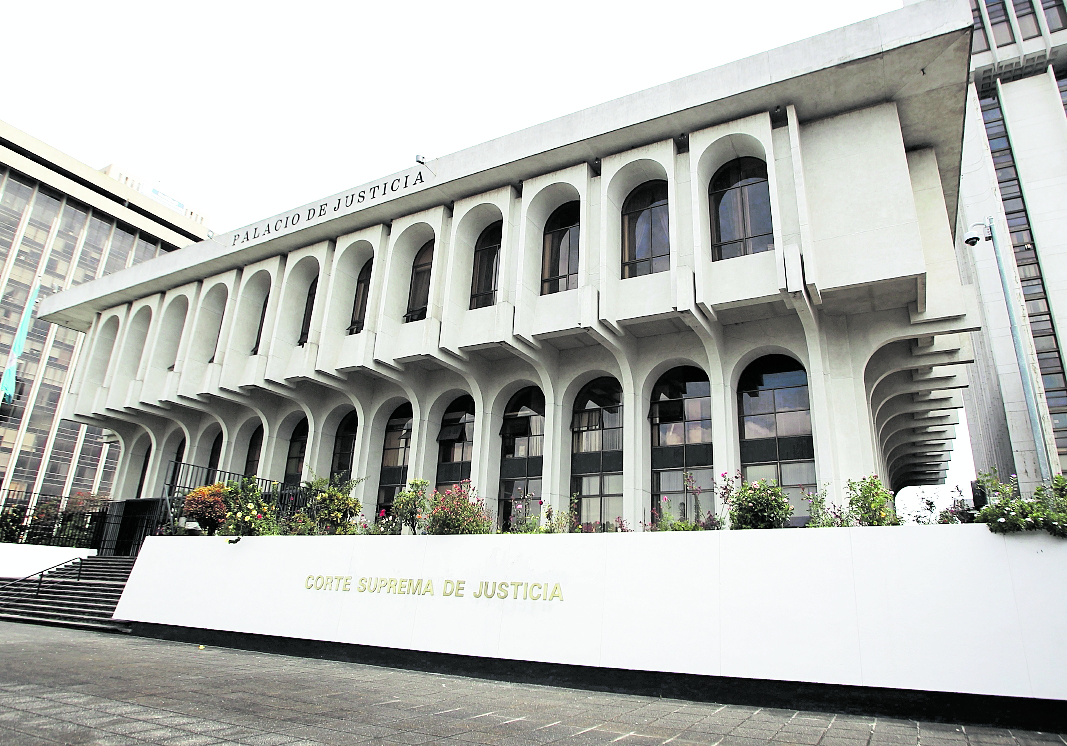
499;387;544;531
469;222;501;310
979;95;1067;469
436;395;475;490
571;377;624;532
541;201;579;294
649;366;714;523
621;181;669;279
0;166;168;504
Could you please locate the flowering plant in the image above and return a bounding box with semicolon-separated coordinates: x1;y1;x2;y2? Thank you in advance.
303;474;363;535
182;484;228;534
720;473;792;530
218;478;278;536
976;471;1067;538
645;472;723;531
424;481;492;535
391;479;428;534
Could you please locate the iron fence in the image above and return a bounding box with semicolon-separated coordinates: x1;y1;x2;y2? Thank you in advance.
0;491;112;550
162;461;314;525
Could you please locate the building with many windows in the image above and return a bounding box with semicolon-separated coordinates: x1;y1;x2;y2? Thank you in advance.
40;0;986;531
0;119;211;506
954;0;1067;493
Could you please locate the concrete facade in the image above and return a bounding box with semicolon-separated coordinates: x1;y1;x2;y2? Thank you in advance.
39;0;980;527
0;119;211;502
953;0;1067;492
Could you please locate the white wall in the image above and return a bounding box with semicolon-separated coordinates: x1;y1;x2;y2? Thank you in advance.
115;525;1067;700
0;544;96;579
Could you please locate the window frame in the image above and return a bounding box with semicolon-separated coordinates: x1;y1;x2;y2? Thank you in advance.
541;201;580;295
709;157;774;261
404;240;434;323
469;222;502;310
621;180;670;279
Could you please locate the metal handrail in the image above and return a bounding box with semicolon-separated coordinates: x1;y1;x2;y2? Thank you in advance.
0;557;84;611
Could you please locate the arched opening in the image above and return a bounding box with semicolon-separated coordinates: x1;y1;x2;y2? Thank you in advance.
206;431;224;484
710;157;773;261
738;354;815;520
331;410;359;481
134;443;152;500
297;276;318;346
622;180;669;279
115;306;152;383
244;424;264;477
499;387;544;531
650;366;714;523
378;403;413;513
541;201;579;295
284;418;308;486
404;241;434;322
349;259;373;334
189;283;228;364
469;222;501;309
571;377;623;532
153;296;188;371
436;395;474;489
86;316;120;387
165;437;186;497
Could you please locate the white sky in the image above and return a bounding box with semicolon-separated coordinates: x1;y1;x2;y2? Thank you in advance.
1;0;976;501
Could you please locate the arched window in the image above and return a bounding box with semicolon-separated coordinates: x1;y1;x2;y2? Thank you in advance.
284;418;308;486
331;411;359;482
710;158;773;261
571;377;623;532
205;431;223;485
622;180;669;279
437;395;475;489
470;222;501;309
166;438;185;497
297;276;317;346
244;425;264;476
251;291;270;355
348;259;372;334
499;387;544;531
378;403;412;512
650;366;714;523
404;241;434;322
542;201;579;294
738;355;815;521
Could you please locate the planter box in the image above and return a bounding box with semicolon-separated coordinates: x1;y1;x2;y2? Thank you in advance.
114;524;1067;701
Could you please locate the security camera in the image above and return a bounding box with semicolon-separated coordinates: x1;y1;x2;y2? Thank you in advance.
963;229;983;247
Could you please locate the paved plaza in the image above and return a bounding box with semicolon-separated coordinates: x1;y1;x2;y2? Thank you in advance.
0;621;1063;746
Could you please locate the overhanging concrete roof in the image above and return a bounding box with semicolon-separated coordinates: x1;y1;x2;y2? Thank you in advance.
41;0;972;332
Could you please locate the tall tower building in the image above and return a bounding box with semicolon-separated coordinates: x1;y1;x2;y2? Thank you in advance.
0;119;210;503
954;0;1067;491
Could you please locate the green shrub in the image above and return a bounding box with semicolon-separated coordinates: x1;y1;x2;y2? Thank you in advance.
424;482;492;535
392;479;428;534
725;476;793;530
219;478;279;536
975;471;1067;538
304;474;363;535
844;475;900;526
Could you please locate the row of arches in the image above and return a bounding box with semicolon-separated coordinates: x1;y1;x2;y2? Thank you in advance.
177;356;813;531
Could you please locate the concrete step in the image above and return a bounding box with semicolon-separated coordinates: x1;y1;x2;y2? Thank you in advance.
0;612;130;633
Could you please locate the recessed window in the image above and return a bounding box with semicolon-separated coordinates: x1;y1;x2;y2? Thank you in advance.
650;366;714;523
971;0;990;52
404;241;433;322
621;181;669;279
331;411;358;482
738;355;814;521
251;291;269;355
437;395;475;489
985;0;1016;46
542;201;579;294
571;377;624;532
348;259;372;335
1044;0;1067;32
244;425;264;477
284;419;308;486
297;276;317;346
378;403;412;512
1013;0;1043;38
470;222;501;310
710;157;773;261
499;387;545;531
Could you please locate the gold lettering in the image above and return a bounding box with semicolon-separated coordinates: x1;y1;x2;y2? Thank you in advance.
497;581;508;599
423;579;434;595
358;577;367;592
510;581;522;598
314;576;324;590
443;580;455;596
342;577;351;592
305;575;314;589
412;579;423;595
388;578;398;594
455;580;465;597
530;583;542;600
523;582;528;600
399;578;409;594
549;583;563;601
377;577;388;593
324;576;334;591
473;582;483;598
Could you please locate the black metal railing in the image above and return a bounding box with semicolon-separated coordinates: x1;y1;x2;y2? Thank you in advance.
0;491;111;550
161;461;316;525
0;557;85;612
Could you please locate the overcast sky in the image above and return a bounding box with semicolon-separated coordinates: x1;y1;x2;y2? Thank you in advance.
0;0;975;507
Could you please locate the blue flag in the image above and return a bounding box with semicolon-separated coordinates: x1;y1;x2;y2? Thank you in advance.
1;283;40;403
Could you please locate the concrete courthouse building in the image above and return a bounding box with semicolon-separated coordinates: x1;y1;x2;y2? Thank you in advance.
37;0;1063;530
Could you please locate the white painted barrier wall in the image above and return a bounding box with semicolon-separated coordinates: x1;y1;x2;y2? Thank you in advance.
115;525;1067;701
0;544;96;579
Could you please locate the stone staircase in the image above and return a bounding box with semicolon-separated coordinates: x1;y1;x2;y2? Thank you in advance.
0;556;137;633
